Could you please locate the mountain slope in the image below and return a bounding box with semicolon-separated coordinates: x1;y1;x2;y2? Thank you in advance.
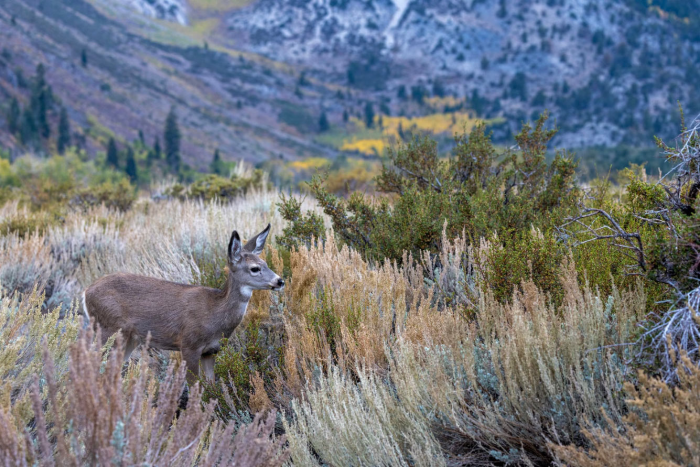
0;0;339;168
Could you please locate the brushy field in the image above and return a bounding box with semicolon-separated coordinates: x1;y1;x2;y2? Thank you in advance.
1;116;699;466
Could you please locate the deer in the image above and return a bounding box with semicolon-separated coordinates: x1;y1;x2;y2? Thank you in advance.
82;224;284;386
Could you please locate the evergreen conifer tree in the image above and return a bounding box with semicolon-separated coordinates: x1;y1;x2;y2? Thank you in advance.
164;107;181;172
106;138;119;169
148;136;161;164
81;48;88;68
20;108;37;145
57;106;70;154
210;148;223;175
125;146;138;182
364;102;375;129
31;64;51;139
153;136;162;159
7;97;20;135
319;111;330;132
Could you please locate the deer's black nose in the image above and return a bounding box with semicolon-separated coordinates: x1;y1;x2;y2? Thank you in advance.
277;278;285;287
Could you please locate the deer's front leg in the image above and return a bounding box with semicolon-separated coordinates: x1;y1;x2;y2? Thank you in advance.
182;349;202;387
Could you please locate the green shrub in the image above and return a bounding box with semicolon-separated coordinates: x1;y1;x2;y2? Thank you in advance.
478;229;566;305
191;252;227;289
306;286;342;355
0;211;59;238
279;112;579;266
1;152;135;213
70;179;136;212
203;318;281;420
276;192;325;251
166;171;267;202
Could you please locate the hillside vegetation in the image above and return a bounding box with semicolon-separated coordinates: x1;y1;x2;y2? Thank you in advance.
0;107;698;465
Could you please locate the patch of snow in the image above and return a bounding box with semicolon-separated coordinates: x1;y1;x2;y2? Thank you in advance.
110;0;188;25
385;0;412;48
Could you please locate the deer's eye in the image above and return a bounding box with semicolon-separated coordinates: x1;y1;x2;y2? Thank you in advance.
250;266;261;273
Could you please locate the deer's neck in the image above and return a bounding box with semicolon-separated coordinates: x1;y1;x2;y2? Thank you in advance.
211;274;252;335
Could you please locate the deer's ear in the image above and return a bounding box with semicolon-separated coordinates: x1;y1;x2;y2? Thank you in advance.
228;230;242;263
243;223;270;255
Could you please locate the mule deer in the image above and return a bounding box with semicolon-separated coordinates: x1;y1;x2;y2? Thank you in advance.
83;224;283;385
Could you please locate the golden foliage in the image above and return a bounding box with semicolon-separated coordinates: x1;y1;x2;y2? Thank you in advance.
337;112;486;155
339;138;386;155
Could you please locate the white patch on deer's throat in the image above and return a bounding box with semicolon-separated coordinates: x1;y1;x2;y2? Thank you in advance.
240;286;253;299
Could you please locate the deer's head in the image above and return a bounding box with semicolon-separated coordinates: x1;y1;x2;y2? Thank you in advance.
227;224;284;295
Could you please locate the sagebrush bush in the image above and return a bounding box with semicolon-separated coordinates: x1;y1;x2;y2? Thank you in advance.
284;366;445;467
278;242;645;465
552;353;700;466
0;289;81;424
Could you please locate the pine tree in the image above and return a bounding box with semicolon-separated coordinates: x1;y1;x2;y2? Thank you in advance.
397;85;407;100
106;138;119;169
138;129;145;145
20;108;37;145
125;146;138;182
153;136;162;159
318;111;330;132
210;148;223;175
147;136;161;165
57;106;71;154
81;49;88;68
31;64;51;139
398;121;405;140
343;109;349;123
164;107;181;172
7;97;20;135
364;102;375;129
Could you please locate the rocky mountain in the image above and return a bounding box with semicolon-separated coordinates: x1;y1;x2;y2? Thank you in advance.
1;0;699;170
224;0;700;147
